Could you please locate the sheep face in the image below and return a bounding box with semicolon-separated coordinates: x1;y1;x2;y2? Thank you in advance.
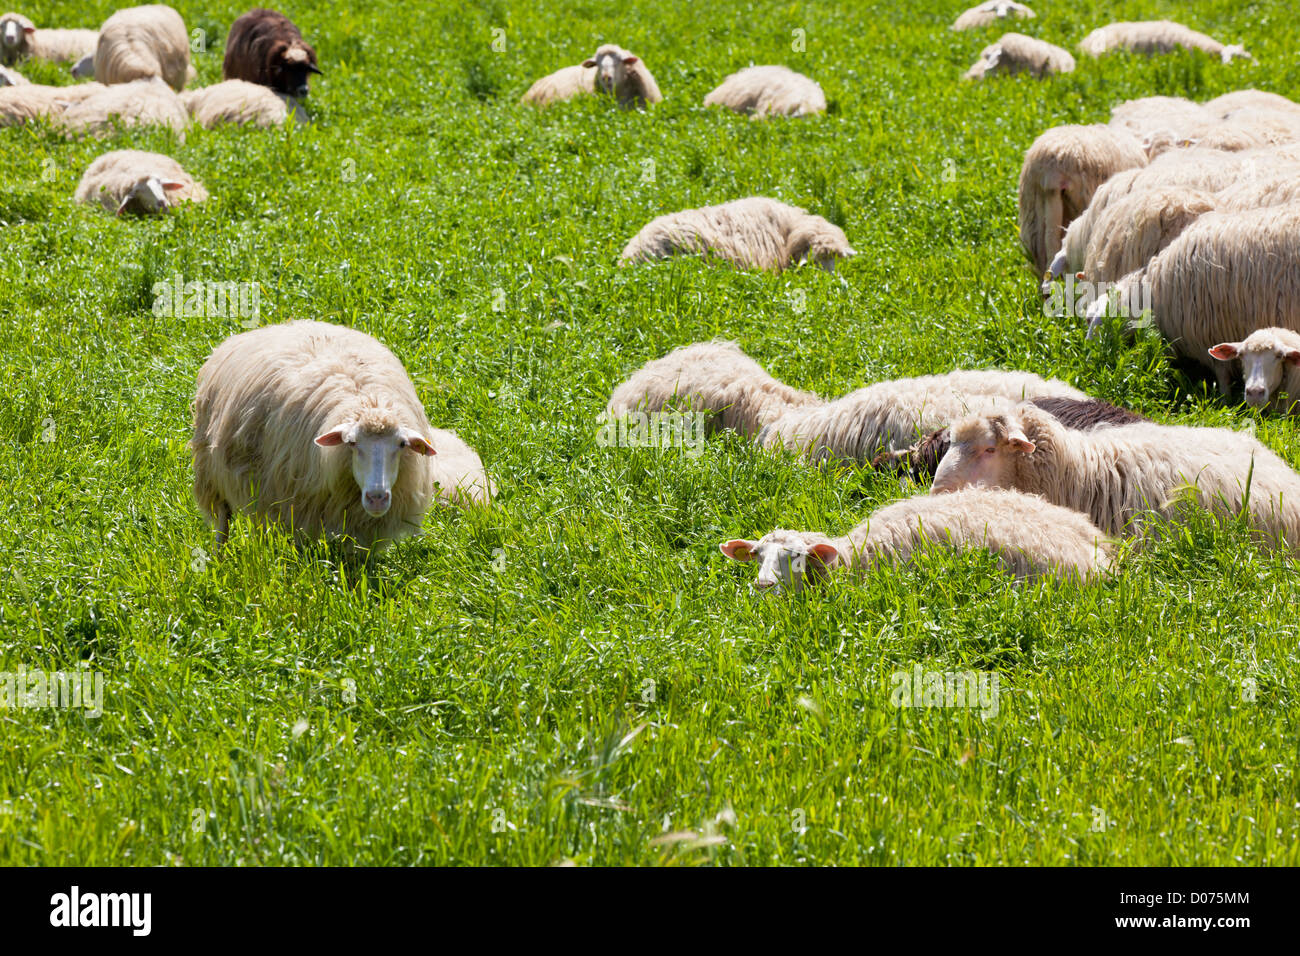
1;15;32;63
1209;332;1300;409
314;422;435;517
1220;45;1252;63
583;47;636;98
268;43;321;99
71;54;94;79
720;531;839;594
117;177;188;217
932;414;1035;494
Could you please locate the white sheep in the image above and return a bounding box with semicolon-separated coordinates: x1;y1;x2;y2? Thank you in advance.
620;196;855;272
0;12;97;66
0;80;104;126
94;4;190;91
951;1;1035;31
703;65;825;117
1203;89;1300;119
191;320;493;550
933;403;1300;548
180;80;299;128
75;149;207;215
521;43;660;108
1018;124;1148;274
56;76;189;137
721;488;1111;589
1208;328;1300;413
0;62;23;84
964;33;1074;80
1078;21;1251;63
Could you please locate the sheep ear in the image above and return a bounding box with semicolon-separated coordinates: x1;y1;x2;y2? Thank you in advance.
307;63;323;75
622;55;639;65
808;543;840;567
720;539;758;562
1005;427;1035;454
314;425;353;447
160;181;187;191
22;26;34;35
581;58;597;68
1208;343;1241;361
114;196;132;217
402;429;437;456
1285;350;1300;367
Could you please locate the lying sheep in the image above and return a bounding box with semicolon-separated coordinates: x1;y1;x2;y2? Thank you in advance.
933;403;1300;548
521;43;660;108
1203;89;1300;119
1018;124;1148;274
0;80;104;126
0;12;97;66
964;33;1074;80
56;77;189;137
222;8;321;99
0;62;23;84
94;4;190;91
1208;328;1300;413
721;488;1110;589
1078;21;1251;63
1109;95;1211;141
703;65;825;117
620;197;855;272
180;80;297;128
951;1;1035;31
191;320;493;551
75;149;206;215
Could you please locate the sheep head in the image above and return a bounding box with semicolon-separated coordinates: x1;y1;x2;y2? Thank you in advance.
583;45;638;98
720;531;840;594
0;13;34;63
1210;330;1300;409
314;410;435;517
268;41;321;99
116;177;189;217
932;412;1036;494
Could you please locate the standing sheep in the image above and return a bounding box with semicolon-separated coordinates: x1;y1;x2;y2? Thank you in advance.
0;12;97;66
620;196;855;272
94;5;190;91
703;65;825;118
963;33;1075;80
932;403;1300;548
180;79;298;128
1078;21;1251;63
951;2;1035;31
191;320;493;551
720;488;1111;590
222;8;321;99
75;149;207;216
1208;328;1300;413
521;43;659;109
56;77;189;137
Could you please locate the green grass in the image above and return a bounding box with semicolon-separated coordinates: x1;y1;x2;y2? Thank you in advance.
2;0;1299;865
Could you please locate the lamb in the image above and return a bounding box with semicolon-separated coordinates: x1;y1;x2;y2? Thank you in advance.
702;65;825;117
963;33;1074;80
191;320;493;551
1208;328;1300;413
75;149;207;216
620;197;855;272
56;77;189;137
180;79;296;128
0;12;97;66
951;1;1035;31
522;43;660;108
222;8;321;99
1078;21;1251;64
0;80;104;126
1018;124;1148;274
932;403;1300;548
94;5;190;91
720;488;1111;590
0;62;23;84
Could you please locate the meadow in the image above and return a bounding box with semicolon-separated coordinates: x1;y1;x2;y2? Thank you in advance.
1;0;1298;865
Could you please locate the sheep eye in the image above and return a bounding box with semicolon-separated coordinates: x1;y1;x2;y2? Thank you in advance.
399;439;408;448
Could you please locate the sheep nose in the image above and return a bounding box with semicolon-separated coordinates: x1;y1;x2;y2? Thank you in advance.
1245;387;1267;404
754;579;776;590
295;85;310;98
363;490;390;512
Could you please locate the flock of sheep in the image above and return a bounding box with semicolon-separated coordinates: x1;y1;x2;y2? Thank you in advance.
7;4;1300;597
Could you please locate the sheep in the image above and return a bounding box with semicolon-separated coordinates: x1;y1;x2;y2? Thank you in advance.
0;80;104;126
191;320;493;551
519;64;593;107
1109;95;1212;140
873;396;1148;482
951;1;1035;31
522;43;660;108
963;33;1074;80
1018;124;1148;274
180;80;298;128
720;488;1111;591
932;403;1300;548
56;77;189;137
1203;89;1300;119
0;62;23;84
702;65;825;118
1078;21;1252;63
74;149;207;216
1086;204;1300;395
94;5;190;91
1208;328;1300;413
620;196;855;272
0;12;97;66
222;8;321;99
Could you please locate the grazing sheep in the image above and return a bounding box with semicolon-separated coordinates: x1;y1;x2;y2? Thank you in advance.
1018;124;1148;274
720;488;1110;590
620;196;855;272
1203;89;1300;119
873;397;1148;482
521;43;659;108
75;149;206;216
0;12;97;66
94;4;190;91
932;403;1300;548
180;79;297;127
1215;170;1300;212
1078;21;1251;63
964;33;1074;80
703;65;825;117
0;62;23;84
1086;204;1300;395
191;320;493;551
56;76;189;137
0;80;104;125
951;1;1035;31
222;8;321;99
1208;328;1300;413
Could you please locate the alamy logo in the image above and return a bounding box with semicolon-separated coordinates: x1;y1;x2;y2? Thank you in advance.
50;886;151;936
596;411;706;458
152;274;261;324
890;664;999;719
0;665;103;717
1044;274;1151;320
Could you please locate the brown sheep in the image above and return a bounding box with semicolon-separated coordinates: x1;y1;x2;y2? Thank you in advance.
222;8;320;99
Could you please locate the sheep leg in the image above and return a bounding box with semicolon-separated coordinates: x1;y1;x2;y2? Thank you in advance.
215;502;231;548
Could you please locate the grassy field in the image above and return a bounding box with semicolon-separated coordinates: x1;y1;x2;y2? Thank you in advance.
2;0;1298;866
